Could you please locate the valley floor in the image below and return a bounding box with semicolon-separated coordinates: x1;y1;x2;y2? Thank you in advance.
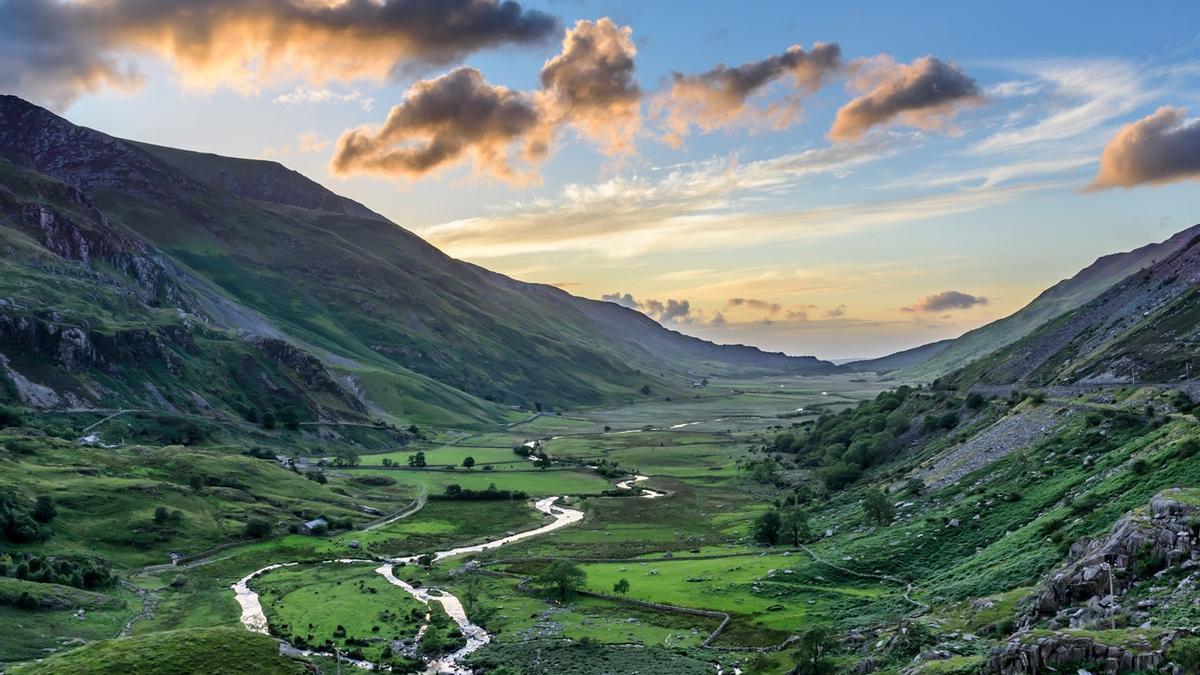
5;373;1200;675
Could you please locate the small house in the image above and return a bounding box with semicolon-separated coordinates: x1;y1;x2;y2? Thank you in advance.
299;517;328;535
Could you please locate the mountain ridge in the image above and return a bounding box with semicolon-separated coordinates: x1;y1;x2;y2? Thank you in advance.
0;95;834;425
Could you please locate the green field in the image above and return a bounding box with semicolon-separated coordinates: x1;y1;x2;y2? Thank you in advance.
252;561;426;660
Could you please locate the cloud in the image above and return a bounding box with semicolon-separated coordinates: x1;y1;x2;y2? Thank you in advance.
259;131;331;158
329;67;548;183
601;292;723;326
825;304;846;318
1089;106;1200;189
901;290;987;313
601;292;641;309
332;17;639;182
0;0;559;109
419;145;1055;260
655;42;842;145
725;297;782;314
538;18;641;154
970;60;1149;155
830;56;982;140
273;87;375;112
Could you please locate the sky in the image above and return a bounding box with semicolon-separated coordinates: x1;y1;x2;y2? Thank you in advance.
3;1;1200;360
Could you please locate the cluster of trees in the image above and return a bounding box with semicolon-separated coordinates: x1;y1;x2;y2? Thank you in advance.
513;444;552;468
0;552;114;590
752;506;811;546
435;484;528;501
0;492;55;543
248;406;303;431
765;387;966;491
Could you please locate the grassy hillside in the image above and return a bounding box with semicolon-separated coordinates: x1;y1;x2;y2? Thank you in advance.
8;627;307;674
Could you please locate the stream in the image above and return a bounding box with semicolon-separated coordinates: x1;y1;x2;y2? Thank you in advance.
233;496;583;673
614;474;666;499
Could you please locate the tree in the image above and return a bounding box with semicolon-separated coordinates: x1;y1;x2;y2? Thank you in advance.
793;625;834;675
537;559;586;601
188;474;205;492
639;385;652;396
381;457;393;467
261;411;276;429
153;506;170;524
408;451;427;468
752;510;782;546
32;496;57;524
612;578;630;596
535;455;551;470
780;507;810;547
863;489;894;526
333;447;360;467
462;456;476;470
244;518;272;539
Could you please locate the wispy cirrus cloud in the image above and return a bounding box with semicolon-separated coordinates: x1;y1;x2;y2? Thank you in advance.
419;143;1056;259
969;59;1151;155
273;87;375;112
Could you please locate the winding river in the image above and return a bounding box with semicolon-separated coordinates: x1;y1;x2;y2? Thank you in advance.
614;474;666;499
233;496;583;673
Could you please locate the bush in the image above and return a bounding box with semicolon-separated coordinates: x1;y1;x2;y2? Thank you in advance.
0;404;24;428
244;518;273;539
0;492;51;543
1167;636;1200;672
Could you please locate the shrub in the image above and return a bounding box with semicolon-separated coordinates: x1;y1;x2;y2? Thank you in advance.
244;518;273;539
32;496;57;523
1167;636;1200;672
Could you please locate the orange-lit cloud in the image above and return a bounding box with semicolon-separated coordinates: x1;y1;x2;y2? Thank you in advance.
0;0;558;109
330;68;548;183
333;17;640;182
656;43;841;145
538;18;641;155
1090;106;1200;189
830;56;982;140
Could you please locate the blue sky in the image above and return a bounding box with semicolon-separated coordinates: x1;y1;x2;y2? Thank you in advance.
7;0;1200;358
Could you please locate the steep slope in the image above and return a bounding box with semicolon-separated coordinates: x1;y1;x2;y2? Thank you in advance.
946;234;1200;388
889;225;1200;380
0;95;834;419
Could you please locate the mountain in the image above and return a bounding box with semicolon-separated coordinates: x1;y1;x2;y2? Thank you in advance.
840;338;953;374
0;95;834;426
871;225;1200;380
945;232;1200;389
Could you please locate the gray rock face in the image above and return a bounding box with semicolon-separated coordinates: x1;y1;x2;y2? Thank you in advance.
1027;493;1199;625
985;630;1193;674
248;336;366;414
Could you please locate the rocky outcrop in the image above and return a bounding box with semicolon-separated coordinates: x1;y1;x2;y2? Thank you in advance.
1027;491;1199;626
248;337;365;413
0;312;191;376
986;629;1193;674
